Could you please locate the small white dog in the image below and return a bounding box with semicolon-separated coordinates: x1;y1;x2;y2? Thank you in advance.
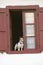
14;37;24;51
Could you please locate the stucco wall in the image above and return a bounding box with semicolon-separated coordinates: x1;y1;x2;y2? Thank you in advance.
0;0;43;65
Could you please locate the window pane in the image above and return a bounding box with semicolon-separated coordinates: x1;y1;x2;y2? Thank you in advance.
26;37;35;49
25;25;35;36
25;13;34;24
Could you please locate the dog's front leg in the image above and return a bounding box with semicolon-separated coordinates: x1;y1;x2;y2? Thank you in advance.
18;47;20;51
21;48;22;51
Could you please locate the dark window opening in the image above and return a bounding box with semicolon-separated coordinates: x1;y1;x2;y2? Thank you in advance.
9;10;23;51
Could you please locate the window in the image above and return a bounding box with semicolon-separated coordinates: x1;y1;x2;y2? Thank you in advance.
25;25;35;36
7;6;40;53
24;12;35;49
26;37;35;49
25;13;34;23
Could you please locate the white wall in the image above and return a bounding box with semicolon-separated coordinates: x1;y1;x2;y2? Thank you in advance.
0;0;43;65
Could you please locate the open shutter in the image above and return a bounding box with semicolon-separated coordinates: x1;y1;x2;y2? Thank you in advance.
39;8;43;51
0;8;7;52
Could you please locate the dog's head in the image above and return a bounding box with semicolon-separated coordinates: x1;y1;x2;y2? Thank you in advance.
19;37;23;44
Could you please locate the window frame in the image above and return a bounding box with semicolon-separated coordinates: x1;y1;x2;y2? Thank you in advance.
6;5;40;54
22;11;36;50
22;10;39;52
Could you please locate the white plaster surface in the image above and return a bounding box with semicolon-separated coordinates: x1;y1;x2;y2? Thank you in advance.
0;0;43;65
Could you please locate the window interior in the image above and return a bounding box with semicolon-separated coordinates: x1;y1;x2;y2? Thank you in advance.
9;10;23;51
9;10;36;51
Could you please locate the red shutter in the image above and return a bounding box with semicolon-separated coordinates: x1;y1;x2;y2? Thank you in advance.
0;8;7;52
39;8;43;51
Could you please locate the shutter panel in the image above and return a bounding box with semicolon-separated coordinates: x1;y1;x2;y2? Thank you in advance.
39;8;43;51
0;8;7;52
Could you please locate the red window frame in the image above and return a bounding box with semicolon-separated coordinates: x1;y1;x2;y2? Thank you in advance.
6;5;40;54
22;10;40;53
22;11;36;49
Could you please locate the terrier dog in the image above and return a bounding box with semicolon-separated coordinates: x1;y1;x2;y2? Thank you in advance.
14;37;24;51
